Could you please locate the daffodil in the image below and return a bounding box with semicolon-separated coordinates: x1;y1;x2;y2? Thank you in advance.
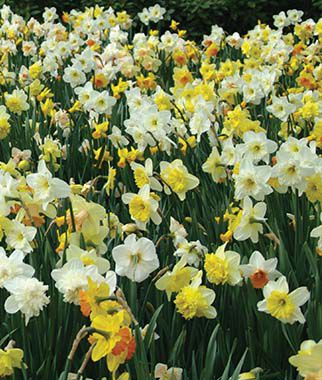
204;243;242;286
233;196;267;243
79;276;116;317
155;256;198;300
4;276;49;325
174;271;217;320
112;234;159;283
5;220;37;254
160;159;199;201
0;248;34;288
289;340;322;379
5;89;29;114
257;276;310;324
240;250;281;289
154;363;183;380
202;147;227;183
90;311;125;361
51;259;103;304
122;184;161;230
130;158;162;191
26;160;70;210
0;347;24;377
65;244;110;274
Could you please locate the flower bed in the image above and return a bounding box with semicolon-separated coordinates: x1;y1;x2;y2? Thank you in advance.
0;4;321;380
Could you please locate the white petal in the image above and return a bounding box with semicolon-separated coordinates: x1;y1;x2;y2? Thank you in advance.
137;237;156;259
257;299;267;312
5;296;20;314
250;251;265;267
289;287;310;306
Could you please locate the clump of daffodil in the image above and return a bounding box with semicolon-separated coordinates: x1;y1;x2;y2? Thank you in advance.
222;106;263;138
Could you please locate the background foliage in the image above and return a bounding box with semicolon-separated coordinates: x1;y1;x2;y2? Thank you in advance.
1;0;322;38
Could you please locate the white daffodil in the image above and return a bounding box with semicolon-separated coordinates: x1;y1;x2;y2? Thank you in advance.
0;170;19;216
90;90;116;114
65;244;110;275
236;131;277;164
189;111;211;142
74;82;95;111
266;96;296;122
310;212;322;251
221;137;237;166
233;159;272;201
26;160;70;210
5;220;37;254
234;196;267;243
169;217;188;247
0;248;34;287
112;234;159;283
272;150;315;192
62;64;86;88
240;251;281;289
4;276;50;325
51;259;103;304
174;239;208;267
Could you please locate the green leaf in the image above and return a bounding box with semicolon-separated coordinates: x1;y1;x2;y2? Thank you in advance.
143;304;163;349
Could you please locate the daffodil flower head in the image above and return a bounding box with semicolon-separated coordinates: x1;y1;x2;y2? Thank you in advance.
90;310;125;361
289;340;322;379
240;250;281;289
160;159;199;201
122;184;161;230
204;242;242;286
112;234;159;282
0;347;24;377
257;276;310;324
174;271;217;320
155;256;198;300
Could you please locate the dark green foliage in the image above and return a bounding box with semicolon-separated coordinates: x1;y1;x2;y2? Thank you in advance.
1;0;321;38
